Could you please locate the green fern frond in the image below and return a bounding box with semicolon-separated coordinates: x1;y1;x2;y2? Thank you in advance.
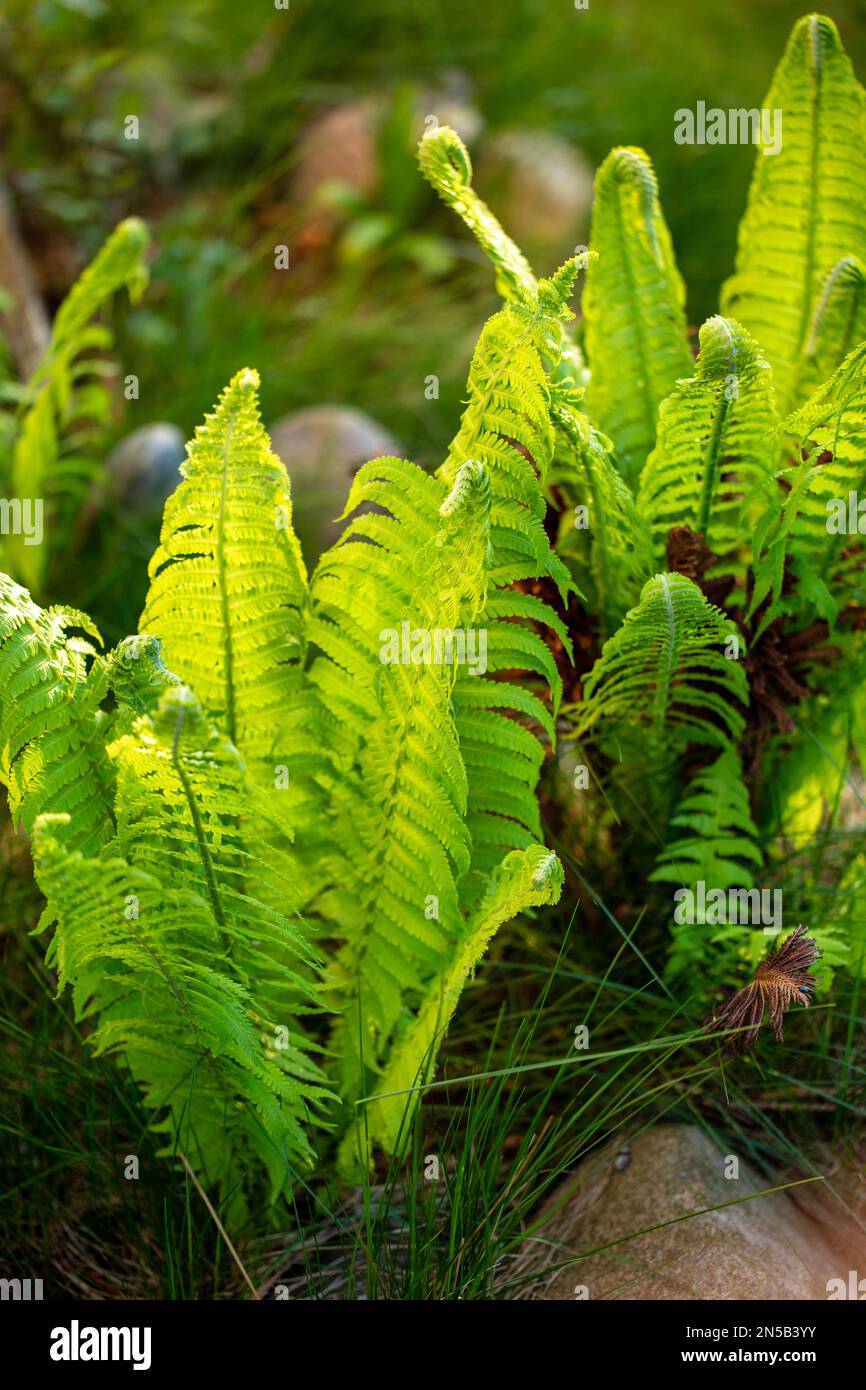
307;457;490;1101
140;368;309;782
417;127;585;889
107;683;321;1018
418;124;588;393
418;124;538;305
32;815;329;1214
721;14;866;415
649;748;762;977
775;338;866;611
358;844;564;1163
104;633;183;729
441;297;569;532
583;147;692;487
438;294;576;885
573;572;748;761
637;316;779;577
4;218;149;591
0;572;113;853
553;398;655;634
796;255;866;401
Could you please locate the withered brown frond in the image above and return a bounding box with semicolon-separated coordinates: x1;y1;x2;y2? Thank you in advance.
704;925;821;1057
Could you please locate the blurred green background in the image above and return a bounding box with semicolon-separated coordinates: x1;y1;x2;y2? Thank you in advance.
3;0;866;628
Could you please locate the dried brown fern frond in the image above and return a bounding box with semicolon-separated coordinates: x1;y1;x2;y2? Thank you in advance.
704;925;821;1057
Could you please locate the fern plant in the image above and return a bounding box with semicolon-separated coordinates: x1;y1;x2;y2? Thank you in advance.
0;274;570;1197
3;9;866;1215
0;218;149;594
418;14;866;990
544;13;866;984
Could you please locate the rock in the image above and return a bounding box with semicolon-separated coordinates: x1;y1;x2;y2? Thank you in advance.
787;1142;866;1275
291;82;482;215
268;405;402;559
105;423;186;515
504;1124;843;1300
475;130;595;268
291;99;383;210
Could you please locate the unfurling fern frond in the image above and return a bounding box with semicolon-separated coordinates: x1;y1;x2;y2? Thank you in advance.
140;368;310;784
649;747;762;977
0;572;113;853
32;816;330;1217
418;124;588;392
3;218;150;592
583;147;692;487
572;572;747;762
721;14;866;415
419;130;583;888
418;124;538;306
637;316;779;581
361;845;563;1160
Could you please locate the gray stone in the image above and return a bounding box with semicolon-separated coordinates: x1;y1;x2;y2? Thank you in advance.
269;405;402;559
504;1124;844;1300
475;130;594;267
105;423;186;515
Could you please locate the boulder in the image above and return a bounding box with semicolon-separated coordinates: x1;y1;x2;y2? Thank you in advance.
291;99;383;210
504;1124;844;1299
291;84;482;215
475;129;594;268
104;423;186;516
268;405;402;559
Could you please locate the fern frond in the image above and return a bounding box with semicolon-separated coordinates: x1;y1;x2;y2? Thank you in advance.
438;292;576;886
359;845;564;1162
307;457;490;1101
649;747;762;977
0;571;113;853
140;368;309;782
104;633;183;730
721;14;866;415
637;316;779;579
796;255;866;402
553;398;655;634
418;124;538;305
583;147;692;487
32;815;329;1214
417;129;586;888
776;338;866;611
107;682;322;1021
4;218;149;591
573;572;748;762
418;124;588;393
